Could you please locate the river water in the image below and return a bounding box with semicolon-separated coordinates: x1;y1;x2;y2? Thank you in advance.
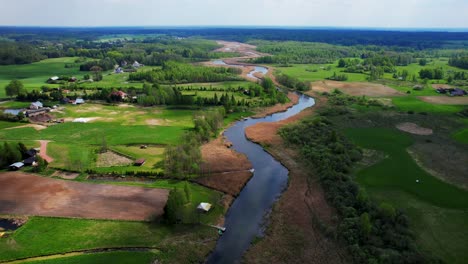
206;72;315;263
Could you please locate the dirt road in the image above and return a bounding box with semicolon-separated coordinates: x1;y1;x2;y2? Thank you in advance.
37;140;54;163
0;172;169;221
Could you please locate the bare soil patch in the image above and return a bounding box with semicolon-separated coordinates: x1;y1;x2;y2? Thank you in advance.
311;80;404;97
51;171;80;180
196;171;253;196
431;84;452;89
396;122;433;135
4;124;47;131
145;119;164;126
96;151;133;167
418;96;468;105
0;172;169;221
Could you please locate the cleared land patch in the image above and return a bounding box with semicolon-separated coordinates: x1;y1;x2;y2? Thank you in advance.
418;96;468;105
96;151;133;167
396;122;433;135
311;80;404;97
0;172;169;221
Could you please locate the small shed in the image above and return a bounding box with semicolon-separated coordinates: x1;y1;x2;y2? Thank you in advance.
9;162;24;170
197;202;212;212
74;98;85;104
134;159;146;166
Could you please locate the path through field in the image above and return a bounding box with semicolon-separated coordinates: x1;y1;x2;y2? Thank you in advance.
37;140;53;163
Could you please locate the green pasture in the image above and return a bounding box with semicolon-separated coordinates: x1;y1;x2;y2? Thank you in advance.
453;128;468;144
392;96;465;113
0;216;217;262
368;189;468;264
22;251;158;264
345;128;468;208
274;63;368;82
345;127;468;263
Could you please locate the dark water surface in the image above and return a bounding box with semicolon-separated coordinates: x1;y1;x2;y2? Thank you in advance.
206;94;315;264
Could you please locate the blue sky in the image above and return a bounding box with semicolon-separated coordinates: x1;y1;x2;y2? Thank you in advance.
1;0;467;28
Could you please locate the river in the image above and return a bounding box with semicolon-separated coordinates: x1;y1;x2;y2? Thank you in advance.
206;64;315;263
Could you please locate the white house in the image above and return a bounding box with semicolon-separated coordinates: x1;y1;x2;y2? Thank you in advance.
29;101;43;110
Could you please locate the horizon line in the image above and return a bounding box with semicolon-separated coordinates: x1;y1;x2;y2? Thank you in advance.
1;25;468;32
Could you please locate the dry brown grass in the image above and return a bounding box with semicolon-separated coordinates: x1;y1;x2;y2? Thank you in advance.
311;80;404;97
396;122;433;135
96;151;133;167
418;96;468;105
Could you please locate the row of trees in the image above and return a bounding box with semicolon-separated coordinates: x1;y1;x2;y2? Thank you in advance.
129;61;242;84
449;56;468;70
279;117;428;263
276;74;309;91
419;68;444;80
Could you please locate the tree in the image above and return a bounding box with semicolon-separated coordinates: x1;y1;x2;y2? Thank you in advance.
164;188;186;224
184;182;192;202
360;212;372;238
33;156;48;173
338;58;346;67
90;66;103;82
419;58;427;66
5;80;25;97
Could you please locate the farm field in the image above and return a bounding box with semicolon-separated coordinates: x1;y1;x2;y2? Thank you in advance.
345;128;468;263
0;216;217;263
0;172;169;220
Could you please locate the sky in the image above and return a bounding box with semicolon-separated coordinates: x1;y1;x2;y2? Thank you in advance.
1;0;468;29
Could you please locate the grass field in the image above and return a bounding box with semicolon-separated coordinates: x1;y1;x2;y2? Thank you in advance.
275;63;368;82
22;251;158;264
0;103;194;172
344;128;468;263
0;217;217;263
453;128;468;144
391;96;465;114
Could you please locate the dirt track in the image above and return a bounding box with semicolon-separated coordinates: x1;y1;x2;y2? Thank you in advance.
37;140;53;163
0;172;168;221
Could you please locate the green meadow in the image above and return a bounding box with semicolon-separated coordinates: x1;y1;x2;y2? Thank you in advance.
345;128;468;262
0;216;218;263
391;96;465;113
22;251;158;264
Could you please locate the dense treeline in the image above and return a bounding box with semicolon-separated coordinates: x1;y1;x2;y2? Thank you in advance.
251;41;359;64
449;56;468;70
276;73;310;90
0;42;46;65
279;117;428;263
129;61;242;83
79;57;116;71
2;27;468;49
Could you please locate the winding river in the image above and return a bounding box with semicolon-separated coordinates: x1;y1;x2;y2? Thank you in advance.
206;64;315;263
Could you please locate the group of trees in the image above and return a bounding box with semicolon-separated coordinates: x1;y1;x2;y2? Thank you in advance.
449;56;468;70
419;68;444;80
129;61;242;84
165;108;225;178
327;72;348;81
279;117;427;263
0;42;46;65
276;74;309;91
164;182;193;224
5;79;26;97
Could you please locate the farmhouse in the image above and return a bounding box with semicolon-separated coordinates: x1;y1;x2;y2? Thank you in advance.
29;101;43;110
48;76;59;82
110;90;128;100
9;162;24;170
26;108;50;117
23;156;37;166
26;148;38;157
115;67;123;74
132;61;144;68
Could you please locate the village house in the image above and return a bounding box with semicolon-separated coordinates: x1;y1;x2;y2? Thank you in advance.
29;101;43;110
74;98;85;104
9;162;24;170
110;91;128;100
